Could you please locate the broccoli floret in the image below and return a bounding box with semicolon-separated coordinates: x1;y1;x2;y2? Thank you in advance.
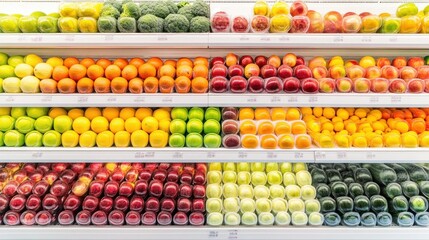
104;0;122;12
163;14;189;32
177;1;190;9
177;4;194;21
163;0;178;14
121;0;133;4
117;16;136;32
189;16;209;33
153;2;170;19
98;16;117;33
137;14;164;33
140;2;155;15
191;0;209;18
120;2;140;20
101;5;120;19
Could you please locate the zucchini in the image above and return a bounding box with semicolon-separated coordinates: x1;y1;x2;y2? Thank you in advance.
316;183;331;199
382;182;403;199
348;183;364;198
311;168;327;184
354;195;370;213
401;180;420;198
360;212;376;227
393;212;414;227
336;196;354;214
353;168;373;185
363;164;397;186
342;212;360;227
389;196;409;213
376;212;392;227
415;212;429;227
340;170;355;185
330;181;348;198
399;164;429;182
326;169;342;183
333;163;347;172
418;181;429;198
324;212;341;226
364;182;380;198
370;195;388;213
320;197;336;213
409;196;428;213
385;164;410;182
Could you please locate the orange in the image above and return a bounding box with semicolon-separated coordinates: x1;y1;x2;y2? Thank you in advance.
176;65;193;79
164;60;177;67
40;79;58;93
177;58;193;67
158;64;176;78
240;120;257;135
138;63;157;79
292;121;307;135
85;107;102;120
260;134;278;149
241;134;259;148
105;64;121;80
239;108;255;120
159;76;175;93
191;77;208;93
119;108;136;120
49;108;67;118
77;77;94;93
193;64;208;78
102;107;120;122
94;77;111;93
278;134;294;149
295;135;311;149
87;64;104;80
80;58;96;68
128;77;144;94
255;108;271;120
135;108;153;121
147;57;163;70
68;64;87;81
96;58;112;69
129;58;145;69
275;121;291;135
194;57;209;67
113;58;129;70
57;78;76;93
122;65;138;81
68;108;84;120
258;121;274;135
111;77;128;93
144;77;159;93
52;65;69;81
63;57;79;68
175;76;191;93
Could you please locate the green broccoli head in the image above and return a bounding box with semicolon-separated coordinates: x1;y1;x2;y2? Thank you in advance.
140;2;155;15
137;14;163;33
189;16;209;33
101;4;120;18
177;4;194;21
163;0;178;14
121;2;140;19
97;16;117;33
104;0;122;12
163;14;189;32
177;1;190;9
191;0;209;18
153;2;170;19
117;16;136;33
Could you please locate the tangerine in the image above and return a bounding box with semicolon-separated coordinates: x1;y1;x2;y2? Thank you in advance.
77;77;94;93
122;65;138;80
63;57;79;68
111;77;128;93
128;77;144;94
87;64;104;80
113;58;129;70
94;77;111;93
52;66;69;81
159;76;175;93
144;77;159;93
105;64;121;80
191;77;208;93
175;76;191;93
57;78;76;93
68;64;87;81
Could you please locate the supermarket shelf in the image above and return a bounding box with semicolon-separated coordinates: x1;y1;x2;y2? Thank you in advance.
1;227;428;240
1;93;428;107
0;94;208;107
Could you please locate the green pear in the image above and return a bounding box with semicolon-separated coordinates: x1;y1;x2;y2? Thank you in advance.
53;115;73;133
34;116;53;133
3;130;24;147
10;107;26;118
42;130;61;147
25;131;43;147
26;107;49;119
15;116;35;134
0;115;15;131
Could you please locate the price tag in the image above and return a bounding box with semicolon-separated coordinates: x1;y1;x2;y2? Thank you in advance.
389;36;398;42
337;152;347;159
288;96;298;103
295;152;304;159
64;35;75;42
41;96;53;103
77;96;88;103
369;96;379;103
238;152;248;159
315;152;326;160
105;35;114;41
162;97;173;103
157;36;168;41
260;37;271;42
267;152;278;159
17;36;27;41
279;36;290;42
333;36;344;42
361;36;372;43
107;96;117;103
239;36;250;41
391;95;402;103
366;152;376;160
207;152;216;159
32;152;43;159
173;152;183;159
228;230;238;240
134;152;145;159
134;97;145;103
208;230;219;239
309;96;318;103
31;36;43;42
5;96;14;102
270;96;281;103
247;96;257;103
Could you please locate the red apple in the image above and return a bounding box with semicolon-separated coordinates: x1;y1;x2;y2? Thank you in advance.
3;211;20;226
228;64;244;77
222;107;238;121
278;65;293;78
36;163;50;173
177;197;192;212
114;196;129;212
290;0;308;16
407;78;425;93
58;210;74;225
70;163;86;174
180;172;193;185
119;181;134;197
167;170;179;183
125;211;141;225
290;16;310;33
99;196;113;212
29;170;43;183
376;57;391;68
302;78;319;93
163;182;179;198
160;198;176;212
192;198;205;212
261;65;277;78
63;194;81;211
125;169;139;183
42;171;58;185
134;180;148;196
240;55;254;67
283;77;300;93
110;168;125;182
60;169;77;184
157;211;172;226
248;76;265;93
153;169;167;182
17;179;34;196
9;194;26;212
82;195;99;212
42;193;59;211
91;210;108;225
108;210;124;226
255;56;267;68
193;185;206;198
211;64;228;78
20;210;36;226
149;180;163;197
35;210;52;226
222;134;241;148
25;194;41;211
407;57;424;69
296;56;305;66
392;57;407;69
76;210;91;225
230;76;248;93
22;164;36;174
141;211;157;225
145;197;160;212
193;171;206;185
319;78;336;93
294;65;312;79
210;76;229;93
32;180;49;197
132;163;144;171
0;194;9;212
50;180;69;197
13;170;28;184
89;180;104;197
210;57;225;67
189;212;205;226
265;77;283;93
389;79;407;93
173;211;188;225
179;183;193;198
52;163;68;173
104;180;119;197
129;195;144;212
94;168;109;183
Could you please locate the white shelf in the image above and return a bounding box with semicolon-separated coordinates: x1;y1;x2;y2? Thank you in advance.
0;227;428;240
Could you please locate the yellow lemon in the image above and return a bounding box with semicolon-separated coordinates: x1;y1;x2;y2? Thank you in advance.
109;118;125;134
91;116;109;133
114;131;130;147
79;130;97;147
72;116;90;134
96;130;114;147
46;57;64;67
125;117;141;133
149;130;168;148
131;130;149;147
153;108;171;121
158;119;170;133
61;130;79;147
142;116;159;133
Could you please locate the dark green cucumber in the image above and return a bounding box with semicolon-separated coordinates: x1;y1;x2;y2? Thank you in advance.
341;212;360;227
341;170;355;185
418;181;429;198
389;196;409;213
370;195;388;213
415;212;429;227
376;212;392;227
326;169;342;183
333;163;347;172
382;183;403;199
363;164;397;186
311;168;327;184
354;195;370;213
353;168;373;185
385;164;410;182
316;183;331;199
318;164;333;171
401;180;420;198
409;196;428;213
421;165;429;176
348;183;364;198
364;182;380;198
324;212;341;226
393;212;414;227
336;196;354;214
399;164;429;182
347;163;361;171
330;181;348;198
320;197;336;213
360;212;376;227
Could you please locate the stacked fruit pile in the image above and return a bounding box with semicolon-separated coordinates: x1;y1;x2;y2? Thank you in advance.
210;53;429;94
0;53;209;94
221;107;311;149
311;163;429;227
0;107;222;148
0;162;207;226
206;162;321;226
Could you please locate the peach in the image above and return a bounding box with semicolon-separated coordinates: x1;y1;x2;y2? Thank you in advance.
329;65;346;79
267;55;281;68
328;56;344;68
370;78;389;93
392;57;407;69
346;65;366;80
319;78;336;93
344;60;358;68
308;57;327;69
381;66;399;79
399;66;418;80
360;15;381;33
336;78;353;93
290;1;308;16
342;14;362;33
290;16;310;33
400;16;421;34
312;66;328;79
388;79;407;93
353;78;371;93
376;58;391;68
244;64;260;79
365;66;382;79
407;78;425;93
324;11;342;33
282;53;297;68
225;53;238;67
307;10;324;33
407;57;425;69
417;66;429;79
359;56;376;69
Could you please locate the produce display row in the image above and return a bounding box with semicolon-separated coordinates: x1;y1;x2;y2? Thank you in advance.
1;162;428;227
1;52;429;95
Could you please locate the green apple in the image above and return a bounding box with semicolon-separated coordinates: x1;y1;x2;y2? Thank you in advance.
251;162;265;172
206;213;223;226
48;13;60;18
223;183;238;198
205;107;221;121
237;162;250;172
206;183;222;199
308;212;324;226
301;185;316;200
14;63;34;78
240;198;256;213
171;107;188;121
26;107;49;119
206;198;222;213
256;198;272;214
34;116;53;133
203;119;220;134
296;170;312;187
280;162;293;174
0;115;15;131
223;163;236;171
62;130;79;147
2;77;21;93
223;197;239;213
7;55;24;67
20;76;40;93
186;119;203;134
305;199;321;214
237;171;251;185
207;171;222;184
266;162;279;172
222;170;237;183
185;133;203;148
15;116;35;134
275;211;291;226
169;119;186;134
3;130;24;147
188;107;204;121
79;130;97;147
267;171;282;185
270;184;286;199
254;185;270;199
11;107;26;118
238;184;254;199
288;199;305;213
25;130;43;147
258;212;274;226
168;133;185;148
0;132;3;146
241;212;257;226
53;115;73;133
286;185;301;199
224;212;240;226
251;171;267;186
283;172;296;186
272;198;288;214
42;130;61;147
203;133;221;148
291;212;308;226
